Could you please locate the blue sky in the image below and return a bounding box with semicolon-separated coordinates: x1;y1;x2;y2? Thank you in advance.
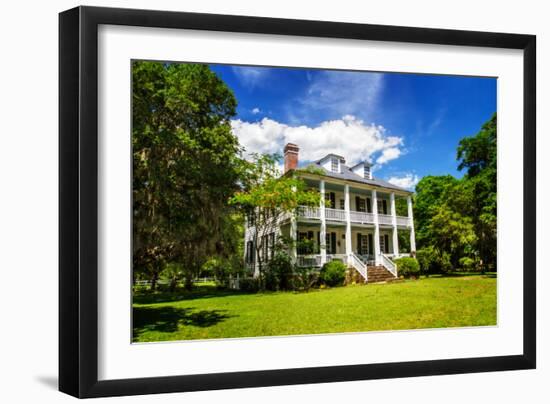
210;64;496;190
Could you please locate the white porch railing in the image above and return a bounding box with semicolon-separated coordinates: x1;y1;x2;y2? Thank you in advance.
348;253;368;282
325;208;346;221
378;214;394;225
380;253;398;278
396;216;411;227
296;253;347;267
350;210;374;224
296;206;411;228
327;253;347;263
297;255;322;267
297;206;320;219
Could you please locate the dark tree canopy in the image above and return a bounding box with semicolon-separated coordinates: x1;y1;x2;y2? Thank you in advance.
132;61;243;289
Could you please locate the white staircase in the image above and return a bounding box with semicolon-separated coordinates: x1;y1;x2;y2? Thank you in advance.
379;253;398;278
348;253;368;282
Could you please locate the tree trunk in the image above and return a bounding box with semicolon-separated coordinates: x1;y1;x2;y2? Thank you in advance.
150;271;158;291
184;273;193;291
169;276;177;292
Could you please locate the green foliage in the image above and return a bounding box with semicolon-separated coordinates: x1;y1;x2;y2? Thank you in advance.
239;278;261;293
459;257;476;271
297;164;326;176
415;246;452;275
132;61;244;289
320;260;347;287
413;113;497;273
265;251;294;291
159;263;184;292
229;153;320;282
293;267;319;292
394;257;420;279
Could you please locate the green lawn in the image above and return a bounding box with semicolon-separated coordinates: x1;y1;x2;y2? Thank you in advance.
132;274;496;342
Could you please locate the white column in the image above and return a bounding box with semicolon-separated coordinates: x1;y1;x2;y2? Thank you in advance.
319;180;327;264
407;195;416;254
289;186;298;264
372;189;381;265
290;214;297;264
344;185;352;261
391;192;399;257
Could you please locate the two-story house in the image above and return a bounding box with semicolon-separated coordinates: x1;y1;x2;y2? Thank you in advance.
244;143;416;283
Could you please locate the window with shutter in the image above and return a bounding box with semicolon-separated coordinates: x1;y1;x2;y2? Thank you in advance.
357;198;366;212
366;198;371;213
361;235;368;255
325;192;336;209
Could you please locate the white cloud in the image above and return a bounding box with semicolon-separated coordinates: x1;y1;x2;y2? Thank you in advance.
298;71;384;121
231;66;270;88
231;115;403;166
251;107;261;114
387;173;420;190
376;147;401;164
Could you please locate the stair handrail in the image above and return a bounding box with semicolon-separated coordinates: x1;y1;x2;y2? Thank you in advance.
348;253;368;282
379;253;398;278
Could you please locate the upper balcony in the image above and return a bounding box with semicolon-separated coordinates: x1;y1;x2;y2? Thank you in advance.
296;206;412;228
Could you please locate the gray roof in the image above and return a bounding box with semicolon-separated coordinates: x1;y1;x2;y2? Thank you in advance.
350;161;373;170
302;161;411;193
314;153;345;163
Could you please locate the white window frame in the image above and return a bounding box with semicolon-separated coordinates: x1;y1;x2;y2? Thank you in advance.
364;165;371;179
331;157;339;172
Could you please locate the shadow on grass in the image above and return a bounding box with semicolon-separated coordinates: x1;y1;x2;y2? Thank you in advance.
132;305;235;340
133;285;253;304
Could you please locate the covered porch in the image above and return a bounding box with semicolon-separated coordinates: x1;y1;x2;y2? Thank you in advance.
293;223;413;268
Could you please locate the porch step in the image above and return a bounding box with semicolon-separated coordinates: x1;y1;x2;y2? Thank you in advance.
367;266;398;283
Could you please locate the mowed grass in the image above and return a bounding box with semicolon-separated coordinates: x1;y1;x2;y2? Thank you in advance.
132;274;496;342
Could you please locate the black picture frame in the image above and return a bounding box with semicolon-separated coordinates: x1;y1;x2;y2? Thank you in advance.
59;5;536;398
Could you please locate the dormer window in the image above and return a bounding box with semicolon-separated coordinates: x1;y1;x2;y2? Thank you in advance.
364;165;371;179
331;157;339;173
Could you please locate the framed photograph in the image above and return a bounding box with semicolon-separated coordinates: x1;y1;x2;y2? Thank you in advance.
59;6;536;398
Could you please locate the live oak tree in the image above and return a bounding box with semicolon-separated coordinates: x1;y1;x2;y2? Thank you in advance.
132;61;244;290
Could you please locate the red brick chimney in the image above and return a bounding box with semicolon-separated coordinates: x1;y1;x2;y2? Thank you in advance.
284;143;299;173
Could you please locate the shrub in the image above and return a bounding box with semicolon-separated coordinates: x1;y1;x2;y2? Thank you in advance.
239;277;261;293
293;266;319;291
415;248;436;275
394;257;420;279
458;256;476;271
320;260;346;287
416;247;452;275
265;251;294;291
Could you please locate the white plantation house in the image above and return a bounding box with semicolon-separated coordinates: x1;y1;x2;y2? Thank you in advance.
243;143;416;283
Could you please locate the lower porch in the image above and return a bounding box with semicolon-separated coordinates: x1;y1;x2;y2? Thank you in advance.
294;223;413;268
